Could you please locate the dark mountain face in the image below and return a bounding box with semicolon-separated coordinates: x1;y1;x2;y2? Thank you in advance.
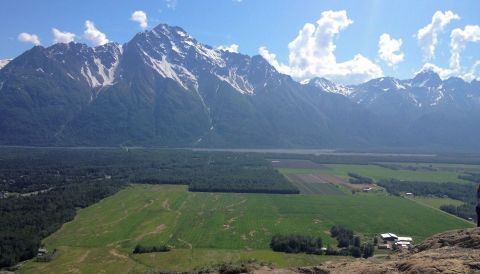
0;23;478;150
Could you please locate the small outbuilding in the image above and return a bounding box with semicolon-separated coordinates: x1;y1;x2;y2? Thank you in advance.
380;233;398;243
37;248;48;257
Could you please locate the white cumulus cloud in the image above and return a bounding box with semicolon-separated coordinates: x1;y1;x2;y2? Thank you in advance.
52;28;75;44
449;25;480;70
258;46;291;75
83;20;109;46
462;60;480;82
378;33;404;67
17;32;41;45
416;10;459;61
258;10;383;84
131;10;148;29
417;63;456;79
418;24;480;82
217;44;239;53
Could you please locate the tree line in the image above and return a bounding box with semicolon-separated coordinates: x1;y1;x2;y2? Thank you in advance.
348;173;374;184
132;244;170;254
270;234;324;254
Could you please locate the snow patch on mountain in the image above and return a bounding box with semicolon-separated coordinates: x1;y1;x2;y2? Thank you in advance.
141;49;198;90
0;59;11;70
215;68;254;95
81;62;101;88
93;57;114;86
195;45;225;67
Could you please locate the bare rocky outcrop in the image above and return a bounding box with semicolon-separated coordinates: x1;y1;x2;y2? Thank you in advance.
415;227;480;251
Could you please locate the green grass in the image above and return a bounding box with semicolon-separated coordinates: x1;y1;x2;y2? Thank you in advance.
290;181;346;195
410;196;465;209
278;163;479;184
21;184;473;273
285;174;346;195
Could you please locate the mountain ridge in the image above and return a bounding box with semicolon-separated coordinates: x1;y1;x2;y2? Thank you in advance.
0;23;479;150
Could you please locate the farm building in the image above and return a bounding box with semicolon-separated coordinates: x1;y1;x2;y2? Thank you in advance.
37;248;48;257
396;236;414;249
381;233;398;242
380;233;413;249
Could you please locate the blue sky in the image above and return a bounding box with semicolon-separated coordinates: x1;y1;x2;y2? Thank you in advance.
1;0;479;83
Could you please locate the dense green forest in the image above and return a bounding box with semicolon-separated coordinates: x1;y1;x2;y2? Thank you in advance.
0;148;297;194
0;182;122;268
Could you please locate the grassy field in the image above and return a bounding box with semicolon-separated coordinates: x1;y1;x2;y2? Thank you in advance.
21;184;473;273
278;163;478;184
410;196;465;209
285;174;346;195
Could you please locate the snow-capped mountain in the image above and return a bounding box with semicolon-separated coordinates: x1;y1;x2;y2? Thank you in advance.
305;69;480;110
305;70;480;150
0;23;390;148
0;23;478;150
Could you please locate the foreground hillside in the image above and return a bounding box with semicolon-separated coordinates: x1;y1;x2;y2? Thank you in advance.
20;184;472;273
268;227;480;274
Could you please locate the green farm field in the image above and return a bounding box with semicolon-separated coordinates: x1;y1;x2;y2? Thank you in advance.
277;162;480;184
409;196;465;209
284;174;347;195
21;184;473;273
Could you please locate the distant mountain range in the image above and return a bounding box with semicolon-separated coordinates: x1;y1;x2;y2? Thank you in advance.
0;24;479;150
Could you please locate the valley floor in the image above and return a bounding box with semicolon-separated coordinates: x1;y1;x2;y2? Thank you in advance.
20;184;473;273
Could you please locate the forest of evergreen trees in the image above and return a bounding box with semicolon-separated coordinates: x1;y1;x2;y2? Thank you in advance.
0;181;123;268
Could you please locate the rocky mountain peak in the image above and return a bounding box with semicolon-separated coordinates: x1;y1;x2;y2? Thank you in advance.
302;77;354;96
412;69;442;88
